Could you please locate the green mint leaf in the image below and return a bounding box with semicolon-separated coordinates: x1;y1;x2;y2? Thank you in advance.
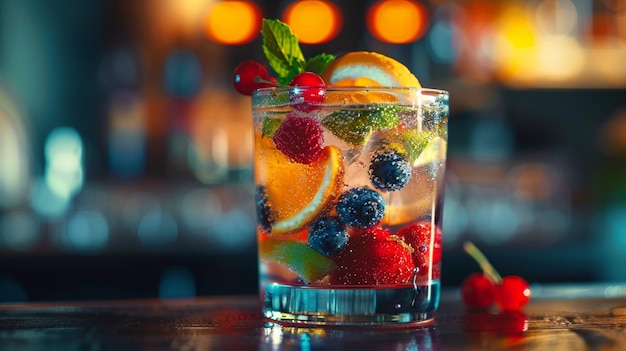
281;65;303;86
321;111;373;146
305;53;336;75
261;19;305;83
322;105;402;146
262;117;282;138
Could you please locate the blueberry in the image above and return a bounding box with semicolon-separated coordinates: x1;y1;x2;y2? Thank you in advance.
336;187;386;229
255;186;273;233
308;216;349;257
369;151;412;191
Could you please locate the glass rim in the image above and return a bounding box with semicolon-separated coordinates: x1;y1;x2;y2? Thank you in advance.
252;86;448;97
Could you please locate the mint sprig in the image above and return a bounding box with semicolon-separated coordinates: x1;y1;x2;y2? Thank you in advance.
261;19;335;85
305;53;335;75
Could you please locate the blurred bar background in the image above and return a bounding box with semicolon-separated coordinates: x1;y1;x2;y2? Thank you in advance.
0;0;625;302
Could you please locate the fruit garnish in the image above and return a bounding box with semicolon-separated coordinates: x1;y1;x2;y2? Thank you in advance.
261;19;334;85
396;221;442;274
259;144;344;235
321;105;401;146
321;51;421;88
384;129;432;164
330;227;414;285
462;242;532;311
233;60;275;95
461;273;496;310
288;72;326;111
259;239;337;283
307;215;349;257
413;136;447;167
262;117;282;138
369;150;412;191
494;276;532;312
272;113;324;164
336;187;386;229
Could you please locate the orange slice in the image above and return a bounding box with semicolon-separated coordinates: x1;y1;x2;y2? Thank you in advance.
256;137;345;235
321;51;421;88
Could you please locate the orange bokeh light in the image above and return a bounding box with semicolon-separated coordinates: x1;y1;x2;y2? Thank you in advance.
367;0;428;44
204;1;262;45
282;0;342;44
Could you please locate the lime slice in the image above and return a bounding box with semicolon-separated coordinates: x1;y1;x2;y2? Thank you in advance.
321;105;401;146
259;239;337;283
413;136;446;167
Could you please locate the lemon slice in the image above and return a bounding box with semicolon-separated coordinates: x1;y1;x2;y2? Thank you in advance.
321;51;421;88
413;136;447;167
257;141;345;235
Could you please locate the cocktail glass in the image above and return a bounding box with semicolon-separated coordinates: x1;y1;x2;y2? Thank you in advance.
252;87;449;327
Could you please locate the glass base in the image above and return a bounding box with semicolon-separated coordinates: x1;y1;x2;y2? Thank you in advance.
262;282;440;327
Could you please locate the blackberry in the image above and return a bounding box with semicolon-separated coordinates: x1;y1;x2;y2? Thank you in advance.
369;151;412;191
255;186;273;233
307;216;349;257
336;187;386;229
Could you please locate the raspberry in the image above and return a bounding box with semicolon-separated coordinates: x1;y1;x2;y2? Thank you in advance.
369;151;412;191
307;216;349;257
255;186;273;233
330;227;414;285
396;221;443;272
336;187;386;229
272;113;324;164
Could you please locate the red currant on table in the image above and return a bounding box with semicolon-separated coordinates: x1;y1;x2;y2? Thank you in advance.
461;242;532;311
461;272;495;309
494;275;531;311
289;72;326;111
233;60;275;96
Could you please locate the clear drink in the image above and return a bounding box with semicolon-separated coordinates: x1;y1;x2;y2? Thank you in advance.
252;87;449;326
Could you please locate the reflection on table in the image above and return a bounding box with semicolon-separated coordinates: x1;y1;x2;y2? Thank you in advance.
1;283;626;350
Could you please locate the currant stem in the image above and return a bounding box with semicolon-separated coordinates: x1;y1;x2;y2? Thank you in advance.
253;76;278;86
463;241;502;285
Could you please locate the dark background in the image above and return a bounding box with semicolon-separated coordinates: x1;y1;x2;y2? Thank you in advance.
1;0;626;302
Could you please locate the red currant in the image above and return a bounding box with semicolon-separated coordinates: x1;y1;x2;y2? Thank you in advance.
289;72;326;111
233;60;274;96
494;275;531;311
461;272;495;309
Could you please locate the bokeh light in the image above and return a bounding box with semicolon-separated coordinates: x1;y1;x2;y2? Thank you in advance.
367;0;429;43
108;92;146;178
44;127;84;200
163;50;203;99
0;89;30;209
62;210;109;253
427;4;461;64
282;0;342;44
138;209;179;246
204;1;262;45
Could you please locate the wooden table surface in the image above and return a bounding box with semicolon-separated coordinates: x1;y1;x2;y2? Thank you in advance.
1;284;626;350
